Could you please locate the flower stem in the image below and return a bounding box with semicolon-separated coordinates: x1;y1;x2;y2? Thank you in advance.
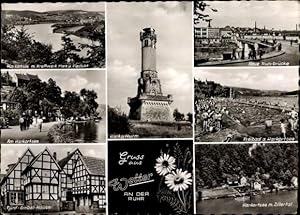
181;190;186;211
177;190;185;211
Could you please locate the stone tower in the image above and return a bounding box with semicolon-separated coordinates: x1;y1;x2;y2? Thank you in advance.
128;28;173;121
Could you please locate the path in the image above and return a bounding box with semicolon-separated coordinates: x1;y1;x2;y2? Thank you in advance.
195;50;285;66
223;40;299;66
1;121;57;144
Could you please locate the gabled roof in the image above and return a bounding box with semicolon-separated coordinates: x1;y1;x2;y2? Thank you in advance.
58;148;83;168
15;73;39;81
82;156;105;176
0;148;34;185
22;147;62;174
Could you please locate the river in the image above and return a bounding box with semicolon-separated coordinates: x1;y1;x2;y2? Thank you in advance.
73;119;106;143
15;23;95;57
196;190;298;214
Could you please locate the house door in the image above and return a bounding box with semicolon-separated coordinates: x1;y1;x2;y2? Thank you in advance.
66;190;73;201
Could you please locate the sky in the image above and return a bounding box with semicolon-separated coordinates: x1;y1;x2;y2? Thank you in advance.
4;70;106;105
1;2;105;12
107;2;193;115
194;1;300;31
194;67;299;92
1;144;105;174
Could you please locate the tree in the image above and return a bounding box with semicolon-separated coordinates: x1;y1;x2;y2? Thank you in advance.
52;35;81;65
108;106;130;135
173;108;185;121
187;112;193;123
79;20;105;67
194;1;218;25
80;88;99;116
46;78;62;105
10;88;28;113
61;91;81;119
1;24;54;66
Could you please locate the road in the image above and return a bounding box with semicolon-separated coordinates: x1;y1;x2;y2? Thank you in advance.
0;121;57;144
226;40;299;66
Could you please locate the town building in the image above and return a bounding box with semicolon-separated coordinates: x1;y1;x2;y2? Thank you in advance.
194;27;221;44
0;148;105;213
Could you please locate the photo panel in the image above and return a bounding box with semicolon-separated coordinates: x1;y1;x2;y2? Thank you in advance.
108;140;193;214
0;144;106;214
194;67;299;143
0;69;106;144
1;2;106;69
194;0;300;67
195;142;298;214
107;2;193;139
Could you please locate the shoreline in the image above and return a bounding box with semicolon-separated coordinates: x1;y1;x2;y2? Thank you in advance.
198;186;297;201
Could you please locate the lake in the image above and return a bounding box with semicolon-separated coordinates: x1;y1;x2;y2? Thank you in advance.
73;119;106;143
15;23;95;57
196;190;298;214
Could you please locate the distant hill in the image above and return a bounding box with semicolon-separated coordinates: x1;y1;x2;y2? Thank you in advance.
2;10;104;25
194;79;296;98
281;90;299;96
229;86;290;97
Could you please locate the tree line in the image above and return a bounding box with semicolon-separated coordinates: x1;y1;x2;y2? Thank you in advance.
195;143;298;191
1;74;99;123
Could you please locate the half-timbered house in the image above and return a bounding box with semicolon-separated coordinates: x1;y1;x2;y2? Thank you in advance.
58;148;105;212
22;148;61;211
0;147;105;213
0;148;34;207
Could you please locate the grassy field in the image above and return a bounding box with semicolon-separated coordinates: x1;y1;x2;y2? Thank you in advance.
129;120;193;138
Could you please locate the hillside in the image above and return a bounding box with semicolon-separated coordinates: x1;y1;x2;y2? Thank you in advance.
194;79;295;98
1;10;104;25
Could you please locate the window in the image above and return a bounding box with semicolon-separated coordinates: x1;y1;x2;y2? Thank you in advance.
42;185;49;193
17;192;24;204
10;193;16;204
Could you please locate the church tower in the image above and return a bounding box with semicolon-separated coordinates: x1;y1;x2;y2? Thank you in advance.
128;28;173;121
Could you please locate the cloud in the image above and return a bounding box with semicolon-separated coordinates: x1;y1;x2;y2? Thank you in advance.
194;67;298;92
67;75;102;92
195;1;299;30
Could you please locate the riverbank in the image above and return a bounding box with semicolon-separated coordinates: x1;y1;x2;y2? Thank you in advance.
196;189;298;214
198;186;297;201
48;119;105;143
52;22;103;40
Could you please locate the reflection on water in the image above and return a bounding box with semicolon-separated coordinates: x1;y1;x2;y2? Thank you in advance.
73;120;105;143
197;190;297;214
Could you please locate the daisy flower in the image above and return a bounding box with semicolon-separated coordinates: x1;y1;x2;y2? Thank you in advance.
165;169;192;192
154;153;176;176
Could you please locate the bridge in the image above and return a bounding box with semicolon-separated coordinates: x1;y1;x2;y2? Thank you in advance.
238;38;274;48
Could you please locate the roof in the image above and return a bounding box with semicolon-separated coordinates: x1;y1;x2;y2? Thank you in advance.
0;148;34;185
82;156;105;176
15;73;39;81
22;148;61;174
6;163;16;173
58;148;82;168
